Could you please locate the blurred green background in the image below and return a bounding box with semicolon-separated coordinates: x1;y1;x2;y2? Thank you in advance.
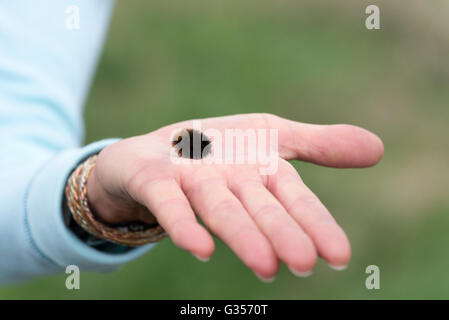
2;0;449;299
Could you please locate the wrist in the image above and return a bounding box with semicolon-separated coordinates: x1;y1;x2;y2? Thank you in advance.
66;154;166;246
86;166;130;224
86;163;158;225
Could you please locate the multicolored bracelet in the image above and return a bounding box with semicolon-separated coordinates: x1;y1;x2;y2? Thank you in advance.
65;154;167;246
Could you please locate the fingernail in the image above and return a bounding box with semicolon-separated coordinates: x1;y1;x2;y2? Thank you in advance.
193;254;210;262
254;273;276;283
329;264;348;271
288;267;313;278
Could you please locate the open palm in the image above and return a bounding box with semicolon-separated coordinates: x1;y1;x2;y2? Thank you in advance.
90;113;384;281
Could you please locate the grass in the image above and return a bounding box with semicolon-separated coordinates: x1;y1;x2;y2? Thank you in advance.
1;0;449;299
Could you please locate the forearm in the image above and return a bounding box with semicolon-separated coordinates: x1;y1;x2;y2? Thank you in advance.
0;0;155;283
0;140;139;283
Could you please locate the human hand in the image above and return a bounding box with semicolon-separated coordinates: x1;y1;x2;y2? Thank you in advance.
87;113;383;280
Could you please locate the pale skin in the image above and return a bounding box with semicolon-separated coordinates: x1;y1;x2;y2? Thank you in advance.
87;113;384;281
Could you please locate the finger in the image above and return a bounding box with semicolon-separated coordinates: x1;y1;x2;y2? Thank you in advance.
268;160;351;268
228;172;317;275
259;114;384;167
183;171;279;280
129;176;214;260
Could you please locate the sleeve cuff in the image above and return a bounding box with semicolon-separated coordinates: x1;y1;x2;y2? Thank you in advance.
26;138;156;272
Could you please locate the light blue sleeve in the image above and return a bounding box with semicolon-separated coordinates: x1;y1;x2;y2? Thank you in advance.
0;0;154;284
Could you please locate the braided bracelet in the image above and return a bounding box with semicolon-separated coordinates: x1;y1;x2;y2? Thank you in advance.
65;154;167;246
